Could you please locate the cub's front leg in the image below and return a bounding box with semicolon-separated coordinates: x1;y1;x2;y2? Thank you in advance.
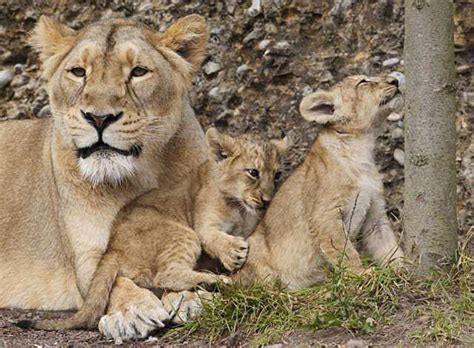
98;277;170;344
199;227;249;272
316;209;364;274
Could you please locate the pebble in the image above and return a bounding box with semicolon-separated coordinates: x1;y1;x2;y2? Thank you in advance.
0;68;14;89
394;148;405;166
236;64;249;77
302;85;313;96
391;127;404;139
456;65;471;74
389;71;405;90
345;339;369;348
387;112;402;122
275;40;291;50
248;0;262;17
203;61;222;75
38;105;51;118
14;63;24;75
382;57;400;67
258;39;272;51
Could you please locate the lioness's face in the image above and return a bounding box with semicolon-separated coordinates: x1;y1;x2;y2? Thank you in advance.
31;16;207;186
300;75;402;134
206;128;288;213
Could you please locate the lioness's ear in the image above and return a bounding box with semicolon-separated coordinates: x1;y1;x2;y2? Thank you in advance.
299;91;336;124
205;127;235;161
270;135;292;156
30;16;76;63
160;15;208;71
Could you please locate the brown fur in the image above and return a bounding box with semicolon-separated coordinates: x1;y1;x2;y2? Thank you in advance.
1;14;208;337
234;75;405;288
24;129;287;331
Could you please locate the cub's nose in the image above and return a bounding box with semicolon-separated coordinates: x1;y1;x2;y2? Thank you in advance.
386;76;399;88
260;197;271;209
81;110;123;133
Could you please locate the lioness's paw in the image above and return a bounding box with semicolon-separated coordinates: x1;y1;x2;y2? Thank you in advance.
162;290;214;324
98;291;170;344
215;235;249;272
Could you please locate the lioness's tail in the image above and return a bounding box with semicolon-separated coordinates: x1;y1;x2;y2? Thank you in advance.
17;253;120;331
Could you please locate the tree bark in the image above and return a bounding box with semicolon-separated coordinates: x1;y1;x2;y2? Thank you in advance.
404;0;458;271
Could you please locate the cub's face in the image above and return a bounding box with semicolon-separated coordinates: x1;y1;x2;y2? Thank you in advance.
31;16;207;186
299;75;403;134
205;128;289;213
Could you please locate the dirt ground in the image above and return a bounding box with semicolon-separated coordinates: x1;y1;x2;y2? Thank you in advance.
0;0;472;346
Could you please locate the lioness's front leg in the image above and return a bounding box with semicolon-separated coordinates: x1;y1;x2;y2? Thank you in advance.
98;277;169;344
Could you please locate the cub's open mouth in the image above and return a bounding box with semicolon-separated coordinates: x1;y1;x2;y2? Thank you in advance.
78;141;142;159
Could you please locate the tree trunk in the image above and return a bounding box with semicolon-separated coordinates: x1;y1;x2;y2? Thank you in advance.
404;0;458;272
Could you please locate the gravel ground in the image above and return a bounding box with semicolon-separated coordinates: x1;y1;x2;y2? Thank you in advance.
0;0;472;346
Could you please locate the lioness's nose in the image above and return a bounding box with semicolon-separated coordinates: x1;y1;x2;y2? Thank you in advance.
81;110;123;133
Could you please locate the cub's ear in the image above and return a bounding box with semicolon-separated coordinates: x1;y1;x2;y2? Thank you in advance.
30;16;76;63
160;15;208;72
270;134;293;156
299;91;336;124
205;127;236;161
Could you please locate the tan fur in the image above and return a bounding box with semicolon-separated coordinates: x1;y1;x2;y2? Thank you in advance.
0;14;208;313
23;129;286;331
235;75;405;289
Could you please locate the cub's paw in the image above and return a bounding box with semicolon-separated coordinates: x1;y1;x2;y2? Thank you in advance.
215;235;249;272
162;290;214;324
98;288;170;344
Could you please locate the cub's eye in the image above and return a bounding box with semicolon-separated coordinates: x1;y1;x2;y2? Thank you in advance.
217;150;228;161
246;169;260;179
131;66;149;77
356;79;369;87
274;171;282;182
70;67;86;77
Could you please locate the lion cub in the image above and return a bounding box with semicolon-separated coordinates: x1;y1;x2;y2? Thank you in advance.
235;75;405;288
22;128;287;331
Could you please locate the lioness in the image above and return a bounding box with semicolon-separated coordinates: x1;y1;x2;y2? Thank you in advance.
234;75;405;288
18;127;287;332
1;14;208;337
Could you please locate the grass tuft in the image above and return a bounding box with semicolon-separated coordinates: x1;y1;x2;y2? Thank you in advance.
165;233;473;345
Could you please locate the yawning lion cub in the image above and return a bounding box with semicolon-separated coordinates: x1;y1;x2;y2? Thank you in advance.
235;75;405;288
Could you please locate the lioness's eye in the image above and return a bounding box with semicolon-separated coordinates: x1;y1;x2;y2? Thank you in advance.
70;67;86;77
357;79;369;87
217;150;228;161
246;169;260;179
274;171;282;182
131;66;149;77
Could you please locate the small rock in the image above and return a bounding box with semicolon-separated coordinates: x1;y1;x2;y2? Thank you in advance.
331;0;355;17
456;65;471;74
258;39;272;51
14;64;24;75
387;112;402;122
394;148;405;166
462;92;474;107
248;0;261;17
391;127;404;139
345;339;369;348
236;64;249;77
208;87;222;101
302;85;313;96
0;69;14;89
264;23;278;34
38;105;51;118
275;40;290;50
243;27;264;44
382;57;400;67
203;61;222;75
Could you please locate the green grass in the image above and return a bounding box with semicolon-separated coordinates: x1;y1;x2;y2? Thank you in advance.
165;236;473;345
